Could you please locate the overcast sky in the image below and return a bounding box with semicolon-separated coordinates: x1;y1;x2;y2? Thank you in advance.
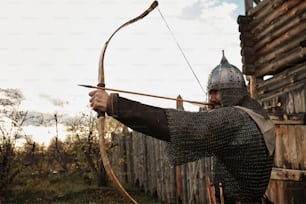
0;0;245;144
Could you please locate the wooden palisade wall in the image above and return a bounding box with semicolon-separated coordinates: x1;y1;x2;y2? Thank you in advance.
110;131;213;204
239;0;306;203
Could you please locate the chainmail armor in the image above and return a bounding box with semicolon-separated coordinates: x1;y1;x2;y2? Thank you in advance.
220;88;269;119
165;96;274;202
220;88;248;107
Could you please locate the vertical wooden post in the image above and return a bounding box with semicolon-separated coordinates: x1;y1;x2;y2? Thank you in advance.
176;95;184;110
244;0;254;14
248;75;258;99
176;95;184;203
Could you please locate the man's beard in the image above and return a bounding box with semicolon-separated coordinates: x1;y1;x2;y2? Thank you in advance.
208;101;222;110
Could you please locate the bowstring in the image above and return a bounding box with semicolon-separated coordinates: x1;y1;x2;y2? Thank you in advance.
157;8;206;96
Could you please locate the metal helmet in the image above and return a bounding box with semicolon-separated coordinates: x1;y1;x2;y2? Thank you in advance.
207;51;245;92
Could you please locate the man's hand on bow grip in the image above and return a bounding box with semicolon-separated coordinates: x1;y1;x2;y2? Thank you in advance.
89;89;109;113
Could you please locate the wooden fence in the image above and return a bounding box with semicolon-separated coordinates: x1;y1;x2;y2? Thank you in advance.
110;130;214;204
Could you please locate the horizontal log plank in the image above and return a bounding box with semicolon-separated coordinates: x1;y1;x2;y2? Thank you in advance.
251;1;300;37
246;0;271;17
272;118;305;125
255;2;306;43
255;46;306;77
257;61;306;94
255;16;306;56
258;79;305;100
271;168;306;182
255;30;306;66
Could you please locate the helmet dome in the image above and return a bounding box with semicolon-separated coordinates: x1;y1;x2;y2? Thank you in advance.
207;51;245;92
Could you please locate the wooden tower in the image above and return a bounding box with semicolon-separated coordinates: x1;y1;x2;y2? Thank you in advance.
239;1;306;203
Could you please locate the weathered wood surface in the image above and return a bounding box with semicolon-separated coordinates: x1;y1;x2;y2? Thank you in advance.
175;95;184;203
267;179;306;204
250;1;302;40
274;125;306;170
109;131;213;204
256;45;306;77
240;2;306;62
271;168;306;182
255;60;306;124
245;0;269;16
239;1;306;124
260;82;305;124
238;1;306;76
240;1;306;203
256;29;306;70
255;9;306;55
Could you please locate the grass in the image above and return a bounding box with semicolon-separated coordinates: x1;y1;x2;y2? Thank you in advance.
1;172;162;204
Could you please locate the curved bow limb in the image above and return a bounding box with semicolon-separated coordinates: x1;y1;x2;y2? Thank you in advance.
96;2;158;204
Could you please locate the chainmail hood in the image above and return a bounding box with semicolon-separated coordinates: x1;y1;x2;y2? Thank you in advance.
220;87;248;107
219;87;270;120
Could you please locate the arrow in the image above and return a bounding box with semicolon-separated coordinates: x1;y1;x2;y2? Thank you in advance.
79;84;211;107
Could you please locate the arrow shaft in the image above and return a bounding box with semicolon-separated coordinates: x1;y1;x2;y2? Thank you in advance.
80;84;211;106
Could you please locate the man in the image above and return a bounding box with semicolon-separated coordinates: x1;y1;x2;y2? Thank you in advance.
89;52;275;203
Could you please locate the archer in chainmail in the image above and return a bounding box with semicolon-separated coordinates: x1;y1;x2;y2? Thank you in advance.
89;52;275;204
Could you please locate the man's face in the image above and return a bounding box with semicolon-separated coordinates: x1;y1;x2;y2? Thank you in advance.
208;90;222;110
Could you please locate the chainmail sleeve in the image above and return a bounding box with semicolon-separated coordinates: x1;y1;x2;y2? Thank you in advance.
107;94;171;141
164;107;244;165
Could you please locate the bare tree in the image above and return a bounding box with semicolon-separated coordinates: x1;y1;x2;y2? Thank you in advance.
64;112;126;186
0;88;26;191
47;113;69;172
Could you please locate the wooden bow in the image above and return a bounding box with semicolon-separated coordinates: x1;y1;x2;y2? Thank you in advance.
96;2;158;203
